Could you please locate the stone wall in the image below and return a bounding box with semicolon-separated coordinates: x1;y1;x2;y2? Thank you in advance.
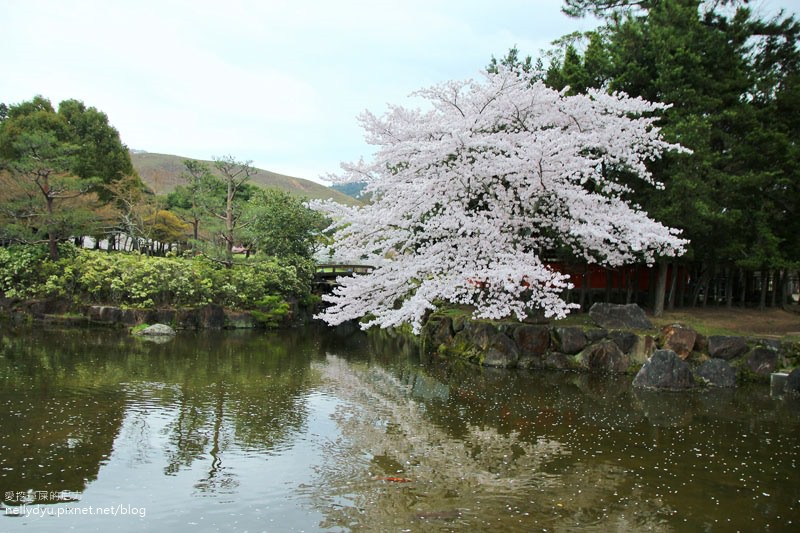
0;298;296;330
420;304;799;388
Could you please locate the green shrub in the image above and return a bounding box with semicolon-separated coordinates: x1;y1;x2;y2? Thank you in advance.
250;295;291;327
0;245;312;310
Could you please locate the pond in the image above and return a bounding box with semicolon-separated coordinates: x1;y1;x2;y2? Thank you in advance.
0;325;798;532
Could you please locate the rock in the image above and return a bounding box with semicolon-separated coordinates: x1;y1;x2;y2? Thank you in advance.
513;325;550;359
483;333;519;368
466;322;496;352
660;324;697;360
584;328;608;343
588;303;653;330
632;349;697;390
133;323;176;337
224;311;259;329
785;368;800;395
745;347;778;376
201;304;225;329
629;335;657;365
609;330;638;354
88;305;123;323
554;327;587;355
423;316;454;354
430;316;454;347
694;333;708;353
578;339;629;373
708;336;748;360
544;352;575;370
145;309;176;327
695;359;736;388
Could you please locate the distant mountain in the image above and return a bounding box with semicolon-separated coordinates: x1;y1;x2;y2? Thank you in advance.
330;181;368;200
130;151;358;205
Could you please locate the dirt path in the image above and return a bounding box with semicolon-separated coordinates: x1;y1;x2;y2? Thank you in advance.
653;306;800;338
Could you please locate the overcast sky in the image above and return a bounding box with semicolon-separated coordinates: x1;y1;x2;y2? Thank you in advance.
2;0;797;184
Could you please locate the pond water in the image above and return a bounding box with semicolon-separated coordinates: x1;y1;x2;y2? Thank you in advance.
0;325;798;532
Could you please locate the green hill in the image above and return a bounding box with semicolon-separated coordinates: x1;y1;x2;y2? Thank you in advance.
130;151;358;205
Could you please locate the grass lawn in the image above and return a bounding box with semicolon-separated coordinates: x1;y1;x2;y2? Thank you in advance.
435;304;800;340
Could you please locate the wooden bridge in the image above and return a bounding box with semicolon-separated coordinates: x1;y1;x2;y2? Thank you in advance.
314;263;375;291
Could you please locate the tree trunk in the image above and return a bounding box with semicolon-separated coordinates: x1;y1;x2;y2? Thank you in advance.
758;269;768;310
605;268;613;303
45;196;58;261
770;269;777;308
667;263;678;311
225;180;235;267
678;267;686;308
579;267;588;311
725;266;734;308
691;263;706;306
626;267;635;305
739;268;747;307
654;261;668;317
778;269;788;308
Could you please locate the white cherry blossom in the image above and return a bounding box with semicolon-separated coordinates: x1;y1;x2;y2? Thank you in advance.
312;67;688;332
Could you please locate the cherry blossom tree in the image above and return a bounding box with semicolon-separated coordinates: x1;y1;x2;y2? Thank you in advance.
313;67;688;332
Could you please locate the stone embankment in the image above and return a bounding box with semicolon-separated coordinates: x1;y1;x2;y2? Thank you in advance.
421;303;800;391
0;299;286;329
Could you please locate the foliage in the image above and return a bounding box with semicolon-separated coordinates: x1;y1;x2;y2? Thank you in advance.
249;295;291;327
245;188;328;261
0;244;73;299
541;0;800;308
165;160;222;242
142;209;191;246
0;95;139;258
312;67;687;332
0;245;309;309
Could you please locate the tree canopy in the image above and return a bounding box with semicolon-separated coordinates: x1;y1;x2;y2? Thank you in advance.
313;67;687;331
0;96;138;258
540;0;800;308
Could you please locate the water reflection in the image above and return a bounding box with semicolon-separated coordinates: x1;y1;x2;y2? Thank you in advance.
0;326;797;532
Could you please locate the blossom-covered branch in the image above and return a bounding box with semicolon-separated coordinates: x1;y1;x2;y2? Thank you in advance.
312;67;688;332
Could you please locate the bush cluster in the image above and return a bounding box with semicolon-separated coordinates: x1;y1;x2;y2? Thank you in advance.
0;244;309;309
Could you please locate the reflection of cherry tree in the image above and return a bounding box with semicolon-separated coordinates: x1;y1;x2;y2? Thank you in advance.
311;355;567;529
308;355;673;532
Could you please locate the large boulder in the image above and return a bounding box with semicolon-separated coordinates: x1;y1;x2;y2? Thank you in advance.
609;330;638;354
632;349;697;390
513;325;550;357
577;339;629;373
589;303;653;330
695;359;736;388
514;325;550;369
708;336;748;360
554;327;587;355
629;334;657;365
745;347;778;376
660;324;697;360
133;323;176;337
544;352;576;370
483;333;519;368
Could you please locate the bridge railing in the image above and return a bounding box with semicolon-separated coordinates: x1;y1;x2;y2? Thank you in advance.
314;264;375;280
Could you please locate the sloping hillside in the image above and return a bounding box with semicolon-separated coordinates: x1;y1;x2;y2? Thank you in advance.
131;151;358;205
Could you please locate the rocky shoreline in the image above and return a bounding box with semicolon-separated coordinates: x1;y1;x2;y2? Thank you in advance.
0;298;304;330
420;303;800;393
3;298;799;393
